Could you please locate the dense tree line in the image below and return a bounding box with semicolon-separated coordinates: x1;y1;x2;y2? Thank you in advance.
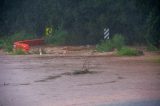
136;0;160;47
0;0;159;46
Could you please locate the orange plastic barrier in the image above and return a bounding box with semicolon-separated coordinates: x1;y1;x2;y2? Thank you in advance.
17;39;44;46
14;39;44;52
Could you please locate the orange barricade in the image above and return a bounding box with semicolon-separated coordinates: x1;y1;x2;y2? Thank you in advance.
14;39;44;52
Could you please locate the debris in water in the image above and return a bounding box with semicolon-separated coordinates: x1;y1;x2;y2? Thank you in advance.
72;69;94;75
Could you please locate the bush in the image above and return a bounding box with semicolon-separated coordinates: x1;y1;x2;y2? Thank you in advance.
147;43;159;51
45;28;68;45
4;43;13;52
13;49;26;55
112;34;125;50
96;40;114;52
0;38;13;52
117;47;143;56
96;34;125;52
0;39;4;48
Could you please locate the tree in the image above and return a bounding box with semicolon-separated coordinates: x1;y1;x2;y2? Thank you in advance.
136;0;160;47
0;0;149;45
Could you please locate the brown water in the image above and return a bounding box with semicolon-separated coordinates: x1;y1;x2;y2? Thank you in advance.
0;54;160;106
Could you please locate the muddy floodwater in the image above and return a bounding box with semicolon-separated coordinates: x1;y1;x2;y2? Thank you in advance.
0;53;160;106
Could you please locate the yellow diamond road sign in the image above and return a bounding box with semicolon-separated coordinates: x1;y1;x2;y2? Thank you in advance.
45;27;53;36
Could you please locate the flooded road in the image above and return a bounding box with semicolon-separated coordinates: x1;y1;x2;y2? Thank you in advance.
0;54;160;106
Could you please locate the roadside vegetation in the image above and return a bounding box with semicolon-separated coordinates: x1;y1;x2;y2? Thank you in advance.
117;47;143;56
0;0;159;47
0;0;159;55
96;34;125;52
0;31;37;53
44;26;68;45
96;34;144;56
0;31;158;56
13;48;26;55
147;43;159;51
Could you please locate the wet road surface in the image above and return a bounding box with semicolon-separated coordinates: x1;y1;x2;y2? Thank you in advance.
0;55;160;106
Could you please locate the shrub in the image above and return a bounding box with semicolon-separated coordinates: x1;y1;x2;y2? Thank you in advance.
13;49;26;55
4;43;13;52
96;34;125;52
147;43;159;51
112;34;125;50
1;37;13;52
0;39;4;48
45;28;68;45
96;40;114;52
117;47;143;56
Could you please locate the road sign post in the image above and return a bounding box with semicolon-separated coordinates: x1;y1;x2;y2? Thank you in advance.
104;28;110;39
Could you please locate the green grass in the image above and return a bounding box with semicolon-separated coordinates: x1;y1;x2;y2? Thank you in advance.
96;34;144;56
117;47;143;56
4;43;13;52
13;49;26;55
112;34;125;50
96;34;125;52
96;40;114;52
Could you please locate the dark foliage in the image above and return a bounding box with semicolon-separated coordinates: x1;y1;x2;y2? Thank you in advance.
0;0;159;46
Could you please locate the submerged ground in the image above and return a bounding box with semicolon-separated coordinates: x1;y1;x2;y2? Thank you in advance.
0;48;160;106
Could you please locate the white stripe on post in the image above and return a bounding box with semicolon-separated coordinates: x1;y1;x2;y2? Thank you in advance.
104;28;109;39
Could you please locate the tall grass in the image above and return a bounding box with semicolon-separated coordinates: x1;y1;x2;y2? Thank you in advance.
13;48;26;55
96;34;143;56
96;40;114;52
96;34;125;52
112;34;125;50
117;47;143;56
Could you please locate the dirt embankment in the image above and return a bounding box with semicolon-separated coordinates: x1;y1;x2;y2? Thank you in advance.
1;45;160;59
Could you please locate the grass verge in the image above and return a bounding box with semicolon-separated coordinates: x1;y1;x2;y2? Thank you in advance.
13;49;26;55
117;47;143;56
96;34;125;52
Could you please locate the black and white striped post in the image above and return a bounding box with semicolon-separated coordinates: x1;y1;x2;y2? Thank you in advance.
104;28;110;40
